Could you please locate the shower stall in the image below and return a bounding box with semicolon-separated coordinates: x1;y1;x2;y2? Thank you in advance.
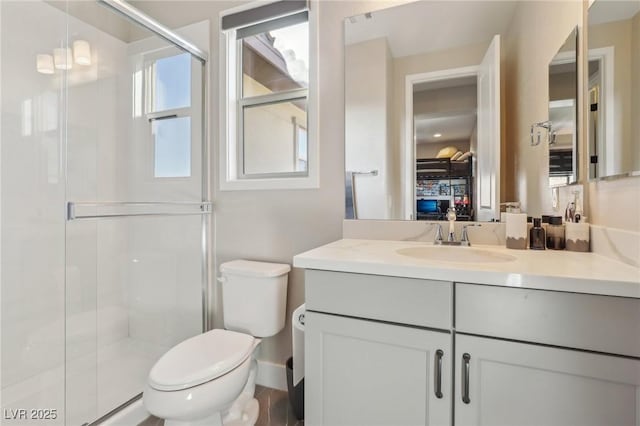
1;1;210;424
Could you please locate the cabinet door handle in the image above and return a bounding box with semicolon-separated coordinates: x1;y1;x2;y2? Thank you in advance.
462;353;471;404
434;349;444;399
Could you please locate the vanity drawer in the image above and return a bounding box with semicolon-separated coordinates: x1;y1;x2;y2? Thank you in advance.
456;283;640;358
305;270;452;329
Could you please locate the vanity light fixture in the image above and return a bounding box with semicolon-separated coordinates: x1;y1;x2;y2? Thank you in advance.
53;47;73;70
36;54;55;74
433;133;442;138
73;40;91;66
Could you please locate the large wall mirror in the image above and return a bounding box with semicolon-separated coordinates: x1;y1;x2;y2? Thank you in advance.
344;1;512;221
548;28;578;187
587;0;640;180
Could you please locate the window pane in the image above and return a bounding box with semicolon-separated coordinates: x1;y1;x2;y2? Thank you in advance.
242;21;308;98
153;117;191;178
243;98;307;175
154;53;191;111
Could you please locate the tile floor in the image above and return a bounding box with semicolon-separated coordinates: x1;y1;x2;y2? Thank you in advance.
138;386;303;426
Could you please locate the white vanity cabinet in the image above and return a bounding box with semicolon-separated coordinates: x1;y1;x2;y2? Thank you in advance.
454;334;640;426
306;311;452;426
305;270;454;426
303;268;640;426
453;283;640;426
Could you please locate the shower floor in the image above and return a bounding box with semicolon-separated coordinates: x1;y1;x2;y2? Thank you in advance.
2;337;168;425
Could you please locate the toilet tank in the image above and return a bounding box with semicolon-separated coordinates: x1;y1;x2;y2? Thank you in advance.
220;260;290;337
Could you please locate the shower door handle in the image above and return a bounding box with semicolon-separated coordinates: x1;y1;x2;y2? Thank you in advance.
66;201;212;220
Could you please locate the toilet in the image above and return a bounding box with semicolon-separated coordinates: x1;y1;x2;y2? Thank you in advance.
143;260;290;426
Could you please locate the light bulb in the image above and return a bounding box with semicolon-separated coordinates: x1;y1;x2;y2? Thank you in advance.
73;40;91;66
36;54;54;74
53;47;73;70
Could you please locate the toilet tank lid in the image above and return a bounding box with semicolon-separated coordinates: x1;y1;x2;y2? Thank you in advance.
220;260;291;278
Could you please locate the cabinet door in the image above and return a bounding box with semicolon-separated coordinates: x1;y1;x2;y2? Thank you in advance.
306;311;452;426
455;334;640;426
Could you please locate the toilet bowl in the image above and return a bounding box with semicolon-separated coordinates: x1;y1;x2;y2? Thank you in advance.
143;260;290;426
143;329;260;426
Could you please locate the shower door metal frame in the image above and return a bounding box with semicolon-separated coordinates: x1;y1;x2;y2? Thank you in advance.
67;1;211;424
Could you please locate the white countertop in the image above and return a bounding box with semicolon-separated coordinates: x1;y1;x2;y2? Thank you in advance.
293;239;640;298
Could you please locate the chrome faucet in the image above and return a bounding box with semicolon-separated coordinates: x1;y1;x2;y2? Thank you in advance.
434;217;480;246
446;207;457;242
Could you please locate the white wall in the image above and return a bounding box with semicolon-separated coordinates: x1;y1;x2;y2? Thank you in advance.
345;37;392;219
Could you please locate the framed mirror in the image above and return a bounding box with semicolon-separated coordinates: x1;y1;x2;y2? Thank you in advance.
548;27;578;187
587;0;640;180
344;1;512;221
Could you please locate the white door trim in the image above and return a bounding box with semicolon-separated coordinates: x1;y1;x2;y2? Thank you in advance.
587;46;614;176
404;66;479;220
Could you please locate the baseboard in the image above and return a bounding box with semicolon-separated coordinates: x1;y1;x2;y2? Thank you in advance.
256;360;287;391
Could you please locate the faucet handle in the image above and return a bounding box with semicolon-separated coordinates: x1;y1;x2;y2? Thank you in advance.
434;224;444;245
460;224;480;246
460;225;471;246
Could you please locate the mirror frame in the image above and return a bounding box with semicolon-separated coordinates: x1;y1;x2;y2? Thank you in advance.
548;26;579;188
585;0;640;182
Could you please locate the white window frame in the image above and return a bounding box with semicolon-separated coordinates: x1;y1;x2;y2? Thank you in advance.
141;47;196;180
292;116;307;172
219;0;319;191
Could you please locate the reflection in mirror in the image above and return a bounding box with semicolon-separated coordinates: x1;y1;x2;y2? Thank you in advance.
240;18;309;177
344;1;514;221
548;27;578;187
588;1;640;179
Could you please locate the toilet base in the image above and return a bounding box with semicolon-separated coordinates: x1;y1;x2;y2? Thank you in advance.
162;397;258;426
165;412;223;426
223;398;259;426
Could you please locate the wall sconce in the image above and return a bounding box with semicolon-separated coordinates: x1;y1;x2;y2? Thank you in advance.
36;54;55;74
530;120;554;146
53;48;73;70
73;40;91;66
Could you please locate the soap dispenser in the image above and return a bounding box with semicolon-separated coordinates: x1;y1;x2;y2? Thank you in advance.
529;218;546;250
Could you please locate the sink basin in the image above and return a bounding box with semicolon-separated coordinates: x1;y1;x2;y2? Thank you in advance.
396;246;517;263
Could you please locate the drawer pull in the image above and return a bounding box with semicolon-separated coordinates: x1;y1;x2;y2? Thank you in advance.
434;349;444;399
462;353;471;404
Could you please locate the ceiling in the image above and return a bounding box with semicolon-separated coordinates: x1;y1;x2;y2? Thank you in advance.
589;0;640;25
415;112;477;145
414;80;477;145
345;0;518;58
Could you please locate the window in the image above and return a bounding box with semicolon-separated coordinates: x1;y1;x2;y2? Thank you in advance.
293;117;307;171
221;0;317;190
140;50;194;178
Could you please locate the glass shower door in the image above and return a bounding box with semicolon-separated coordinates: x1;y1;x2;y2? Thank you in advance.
63;2;208;424
1;2;67;424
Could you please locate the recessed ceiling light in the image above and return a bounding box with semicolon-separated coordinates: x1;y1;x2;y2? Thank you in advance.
433;133;442;138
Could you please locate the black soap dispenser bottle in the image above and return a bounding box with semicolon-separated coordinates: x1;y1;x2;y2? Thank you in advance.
529;218;546;250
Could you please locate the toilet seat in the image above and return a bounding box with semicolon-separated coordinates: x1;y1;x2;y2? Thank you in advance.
149;329;256;391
